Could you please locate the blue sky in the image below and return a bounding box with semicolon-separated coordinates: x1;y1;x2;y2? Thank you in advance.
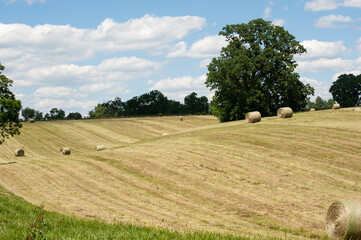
1;0;361;115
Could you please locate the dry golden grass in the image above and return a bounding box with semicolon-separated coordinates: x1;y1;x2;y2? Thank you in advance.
0;112;360;239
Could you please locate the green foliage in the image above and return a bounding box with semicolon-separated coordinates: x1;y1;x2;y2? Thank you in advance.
89;90;209;118
34;111;43;121
329;73;361;107
0;64;22;144
22;107;35;120
0;185;250;240
47;108;65;120
307;96;335;110
205;18;314;122
184;92;209;114
66;112;82;120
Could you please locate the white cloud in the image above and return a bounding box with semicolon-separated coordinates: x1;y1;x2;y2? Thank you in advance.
300;77;332;99
166;35;227;58
315;14;352;28
304;0;361;11
6;0;45;4
297;58;355;73
305;0;340;11
343;0;361;7
263;6;272;18
298;40;348;59
272;18;285;26
34;87;75;98
200;58;212;68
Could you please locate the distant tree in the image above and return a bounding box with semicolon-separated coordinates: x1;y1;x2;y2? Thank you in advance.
89;104;107;119
315;96;325;109
49;108;65;120
34;111;43;121
205;18;314;122
22;107;35;120
329;74;361;107
67;112;82;120
0;63;22;144
44;113;50;120
184;92;209;114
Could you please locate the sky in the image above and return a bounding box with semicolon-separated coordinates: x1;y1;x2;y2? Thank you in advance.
1;0;361;115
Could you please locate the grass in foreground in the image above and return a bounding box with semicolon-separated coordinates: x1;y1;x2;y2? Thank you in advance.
0;185;256;240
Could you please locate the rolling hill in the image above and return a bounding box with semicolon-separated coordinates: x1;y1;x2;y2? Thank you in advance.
0;110;360;239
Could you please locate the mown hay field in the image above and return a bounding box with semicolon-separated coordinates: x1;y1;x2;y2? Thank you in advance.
0;111;360;239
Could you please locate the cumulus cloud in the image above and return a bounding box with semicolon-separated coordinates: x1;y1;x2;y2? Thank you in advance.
305;0;361;11
272;18;285;26
297;58;356;73
263;6;272;18
305;0;340;11
315;14;352;28
166;35;227;58
331;70;361;81
300;77;332;99
298;40;348;59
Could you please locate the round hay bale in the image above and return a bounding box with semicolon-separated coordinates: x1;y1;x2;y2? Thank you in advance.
245;111;261;123
60;147;71;155
95;145;105;151
161;133;169;136
28;118;35;123
310;108;315;111
277;107;293;118
326;200;361;239
14;149;24;157
179;116;183;121
332;103;340;110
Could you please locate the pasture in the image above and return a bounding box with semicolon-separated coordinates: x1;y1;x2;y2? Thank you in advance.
0;110;361;239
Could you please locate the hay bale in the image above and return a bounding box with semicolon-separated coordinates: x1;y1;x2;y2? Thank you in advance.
277;107;293;118
161;133;169;136
14;149;24;157
60;147;71;155
332;103;340;109
95;145;105;151
310;108;315;111
245;111;261;123
28;118;35;123
179;116;183;121
326;200;361;239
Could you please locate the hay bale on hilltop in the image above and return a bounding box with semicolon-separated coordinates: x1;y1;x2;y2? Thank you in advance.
245;111;261;123
332;103;340;110
310;108;315;111
14;149;25;157
277;107;293;118
28;118;35;123
60;147;71;155
326;200;361;239
95;145;105;151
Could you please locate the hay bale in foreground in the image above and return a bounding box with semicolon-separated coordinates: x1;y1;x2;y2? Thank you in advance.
14;149;24;157
28;118;35;123
277;107;293;118
60;147;71;155
332;103;340;110
245;111;261;123
310;108;315;111
326;200;361;239
95;145;105;151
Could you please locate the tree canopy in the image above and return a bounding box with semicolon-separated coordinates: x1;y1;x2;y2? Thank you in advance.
22;107;35;120
205;18;314;122
329;74;361;107
0;64;22;144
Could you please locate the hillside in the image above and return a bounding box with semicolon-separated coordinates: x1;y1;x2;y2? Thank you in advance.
0;111;360;239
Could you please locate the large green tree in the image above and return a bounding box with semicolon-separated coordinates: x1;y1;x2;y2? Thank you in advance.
205;18;314;122
0;64;22;144
329;74;361;107
22;107;35;120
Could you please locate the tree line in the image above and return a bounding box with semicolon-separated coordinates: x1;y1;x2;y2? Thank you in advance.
21;90;209;121
89;90;209;118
